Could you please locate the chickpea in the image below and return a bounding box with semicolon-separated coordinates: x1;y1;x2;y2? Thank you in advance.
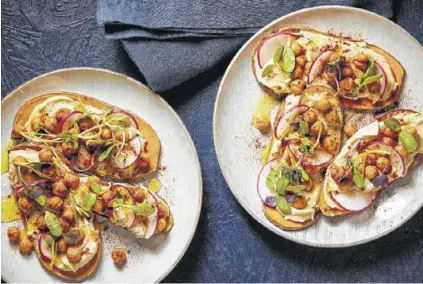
62;207;75;224
60;218;70;233
12;124;25;138
156;218;167;232
254;118;270;132
47;196;64;212
395;144;408;160
353;54;368;71
303;110;317;124
41;115;60;134
38;148;54;163
291;66;303;80
57;238;68;253
365;165;378;180
19;237;34;255
131;188;146;203
7;226;21;242
382;136;397;147
61;142;77;157
304;62;312;76
76;146;93;170
292;195;307;209
31;117;42;131
88;175;101;185
341;65;354;78
101;128;113;140
340;77;354;90
316;97;332;113
13;156;28;165
330;165;345;181
52;180;68;197
322;136;338;152
376;156;391;174
310;121;324;137
344;122;357;138
78;118;94;131
366;153;377;166
67;247;82;263
18;196;34;214
290;79;305;95
159;202;170;218
92;198;104;212
102;190;116;205
324;109;338;124
368;81;380;93
111;248;126;266
295;55;306;67
56;108;71;122
407;127;418;139
291;41;303;56
381;126;398;139
33;214;47;230
63;172;80;189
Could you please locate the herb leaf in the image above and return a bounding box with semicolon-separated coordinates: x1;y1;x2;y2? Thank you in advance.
351;155;365;189
399;129;417;152
99;144;116;162
82;192;97;211
384;118;402;131
35;195;47;206
359;73;383;88
298;121;309;136
45;211;62;237
276;195;292;215
273;46;284;65
132;203;156;216
262;64;276;77
282;47;296;73
90;182;106;195
287;185;306;192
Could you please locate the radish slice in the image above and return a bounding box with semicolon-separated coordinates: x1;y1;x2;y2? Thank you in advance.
59;111;83;132
126;210;135;228
257;33;295;68
257;159;280;207
307;49;334;85
365;142;405;177
288;142;334;166
274;105;309;138
38;234;53;262
144;191;159;239
375;61;387;95
112;136;142;169
106;110;139;130
330;190;377;212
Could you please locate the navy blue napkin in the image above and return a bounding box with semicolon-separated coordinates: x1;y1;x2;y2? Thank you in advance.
97;0;394;93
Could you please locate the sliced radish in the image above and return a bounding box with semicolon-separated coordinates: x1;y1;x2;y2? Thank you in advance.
38;234;53;262
330;190;377;212
59;111;83;132
289;142;334;166
257;159;280;207
106;110;139;130
257;33;295;68
375;61;387;95
307;49;334;85
365;142;405;177
274;105;309;139
144;191;159;239
112;136;142;169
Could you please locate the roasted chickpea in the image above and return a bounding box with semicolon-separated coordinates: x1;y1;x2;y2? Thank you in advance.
63;172;80;189
353;54;368;71
78;118;94;131
310;121;324;137
31;117;42;131
290;79;305;95
291;65;303;80
33;214;47;230
41;115;60;134
376;156;391;174
295;55;306;67
324;109;338;124
395;144;408;160
130;187;145;202
13;156;28;165
57;238;68;253
102;190;116;205
340;77;354;90
316;97;332;113
382;136;397;147
76;146;93;170
330;165;345;181
60;218;70;233
341;65;354;78
88;175;101;185
12;124;25;138
52;180;68;197
407;127;418;139
111;248;126;266
55;108;71;122
365;165;378;180
292;195;307;209
92;198;104;212
368;81;380;93
47;196;64;212
344;122;357;138
67;247;82;263
38;148;54;163
303;110;317;124
19;237;33;255
366;153;377;166
304;62;312;76
156;218;167;232
61;142;78;157
291;41;303;56
101;128;113;140
254;118;270;132
322;136;338;152
381;126;398;139
18;196;34;214
7;226;21;242
62;207;76;224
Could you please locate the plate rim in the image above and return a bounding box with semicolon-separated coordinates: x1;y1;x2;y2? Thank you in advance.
213;5;423;248
1;67;203;282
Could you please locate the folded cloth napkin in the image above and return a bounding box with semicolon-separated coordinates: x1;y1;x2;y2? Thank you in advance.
97;0;394;93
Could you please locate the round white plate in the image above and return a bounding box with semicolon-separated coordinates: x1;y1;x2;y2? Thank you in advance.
1;68;202;282
214;6;423;247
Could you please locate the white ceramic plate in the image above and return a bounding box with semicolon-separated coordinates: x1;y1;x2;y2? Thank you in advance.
214;6;423;247
1;68;202;282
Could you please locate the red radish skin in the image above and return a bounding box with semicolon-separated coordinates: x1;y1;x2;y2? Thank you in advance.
144;191;160;239
38;234;53;262
375;61;387;95
307;49;334;85
59;111;83;132
329;190;377;212
274;105;309;138
257;33;295;68
107;110;139;130
257;159;281;207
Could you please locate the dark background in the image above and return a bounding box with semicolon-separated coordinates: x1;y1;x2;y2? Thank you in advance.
2;0;423;282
